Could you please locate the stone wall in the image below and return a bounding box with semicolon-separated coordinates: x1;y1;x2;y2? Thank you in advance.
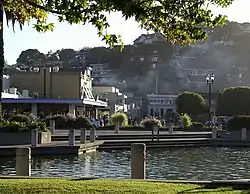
0;132;51;146
218;130;250;141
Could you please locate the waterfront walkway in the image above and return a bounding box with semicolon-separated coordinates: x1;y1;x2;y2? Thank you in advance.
53;129;211;136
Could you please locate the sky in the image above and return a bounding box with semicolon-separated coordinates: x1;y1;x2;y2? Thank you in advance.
4;0;249;65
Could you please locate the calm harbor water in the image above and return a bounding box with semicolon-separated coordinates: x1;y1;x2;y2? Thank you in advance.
1;147;250;180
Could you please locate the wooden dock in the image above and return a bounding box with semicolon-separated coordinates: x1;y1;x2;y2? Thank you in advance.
0;141;104;157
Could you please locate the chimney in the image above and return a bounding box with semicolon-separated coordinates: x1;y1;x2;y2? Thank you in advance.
22;90;29;98
9;87;17;95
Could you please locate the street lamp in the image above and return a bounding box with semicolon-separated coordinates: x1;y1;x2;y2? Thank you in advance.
206;73;215;124
152;64;158;95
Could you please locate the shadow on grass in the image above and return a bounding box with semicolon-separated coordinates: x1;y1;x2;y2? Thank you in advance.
70;177;98;181
178;183;250;193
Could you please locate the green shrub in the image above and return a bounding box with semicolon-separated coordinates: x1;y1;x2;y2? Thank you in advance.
98;125;114;130
192;121;204;128
227;115;250;130
0;120;48;133
45;114;96;129
74;116;94;129
8;114;36;124
0;121;28;133
44;115;67;129
110;112;128;126
180;114;192;127
28;122;48;132
45;114;76;129
140;118;162;128
62;114;76;129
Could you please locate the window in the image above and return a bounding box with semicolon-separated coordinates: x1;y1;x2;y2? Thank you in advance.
152;57;158;62
191;70;198;76
150;108;154;116
167;109;173;113
160;108;164;117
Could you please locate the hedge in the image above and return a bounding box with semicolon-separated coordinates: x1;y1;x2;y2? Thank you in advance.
192;121;204;128
0;120;48;133
44;115;94;129
8;114;37;123
227;116;250;130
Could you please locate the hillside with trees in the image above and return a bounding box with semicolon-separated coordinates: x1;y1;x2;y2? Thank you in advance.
9;21;250;95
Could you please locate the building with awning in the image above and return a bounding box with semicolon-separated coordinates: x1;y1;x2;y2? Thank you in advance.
5;67;108;117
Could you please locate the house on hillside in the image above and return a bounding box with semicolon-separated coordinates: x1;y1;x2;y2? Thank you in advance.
147;94;178;117
89;63;110;78
133;32;165;45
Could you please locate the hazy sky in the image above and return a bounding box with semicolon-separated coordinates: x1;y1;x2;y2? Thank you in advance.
4;0;248;64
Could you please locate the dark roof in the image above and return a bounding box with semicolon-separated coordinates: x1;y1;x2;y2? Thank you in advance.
133;32;165;43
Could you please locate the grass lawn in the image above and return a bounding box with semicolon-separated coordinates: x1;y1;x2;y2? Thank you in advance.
0;179;249;193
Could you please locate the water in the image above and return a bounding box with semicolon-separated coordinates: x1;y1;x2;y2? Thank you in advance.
1;147;250;180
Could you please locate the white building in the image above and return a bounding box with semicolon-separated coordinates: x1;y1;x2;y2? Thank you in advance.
93;86;128;114
89;63;110;78
2;74;29;99
147;94;178;117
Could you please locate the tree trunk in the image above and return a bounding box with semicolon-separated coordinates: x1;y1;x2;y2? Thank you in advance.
0;6;4;117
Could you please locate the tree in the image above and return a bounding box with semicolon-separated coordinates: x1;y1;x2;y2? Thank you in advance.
6;0;233;45
176;92;205;115
218;86;250;116
0;1;47;115
57;49;76;62
1;0;233;115
16;49;47;66
209;21;242;41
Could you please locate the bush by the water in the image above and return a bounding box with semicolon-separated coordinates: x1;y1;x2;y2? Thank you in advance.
74;116;94;129
180;114;192;127
227;116;250;130
0;120;48;133
99;125;144;130
110;112;128;126
140;118;162;128
45;114;94;129
191;121;204;128
8;114;37;123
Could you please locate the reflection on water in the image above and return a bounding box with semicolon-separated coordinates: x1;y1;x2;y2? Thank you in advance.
0;147;250;180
